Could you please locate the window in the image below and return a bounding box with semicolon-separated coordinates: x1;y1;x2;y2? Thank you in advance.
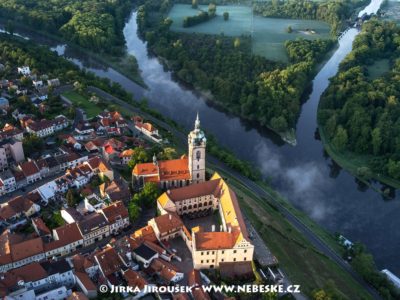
212;251;215;254
206;260;209;263
233;258;236;262
197;173;200;179
201;260;204;263
244;249;247;253
221;250;224;254
221;259;224;262
196;151;201;160
233;250;237;254
201;252;204;255
197;165;199;170
244;257;247;261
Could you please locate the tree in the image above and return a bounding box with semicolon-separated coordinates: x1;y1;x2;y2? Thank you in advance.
233;37;241;48
223;12;229;21
159;147;177;160
128;146;150;169
132;182;161;208
192;0;198;9
66;189;77;207
128;201;141;222
270;116;288;132
5;20;14;36
208;3;216;16
332;126;348;151
286;26;293;33
371;128;382;155
22;134;44;154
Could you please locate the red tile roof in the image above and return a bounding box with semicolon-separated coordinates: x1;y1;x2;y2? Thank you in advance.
10;237;44;261
95;246;124;276
101;201;128;224
194;231;239;250
123;269;147;290
153;213;183;235
19;161;40;177
75;271;97;291
163;179;221;202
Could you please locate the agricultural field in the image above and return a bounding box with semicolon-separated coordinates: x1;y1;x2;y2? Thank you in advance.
381;0;400;23
168;4;331;62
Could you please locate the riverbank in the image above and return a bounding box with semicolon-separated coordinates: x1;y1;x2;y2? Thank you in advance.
0;18;146;88
318;125;400;193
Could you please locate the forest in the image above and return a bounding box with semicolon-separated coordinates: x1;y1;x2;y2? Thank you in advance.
137;0;336;136
318;20;400;182
0;0;133;54
253;0;370;34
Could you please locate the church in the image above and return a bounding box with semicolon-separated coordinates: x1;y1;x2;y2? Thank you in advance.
132;114;206;190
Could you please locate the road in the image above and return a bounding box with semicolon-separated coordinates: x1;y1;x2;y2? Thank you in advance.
55;85;381;299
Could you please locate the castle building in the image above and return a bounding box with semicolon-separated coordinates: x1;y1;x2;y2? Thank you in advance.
157;173;254;270
132;114;206;189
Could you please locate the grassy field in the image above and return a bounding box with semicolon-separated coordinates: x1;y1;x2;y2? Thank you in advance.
381;0;400;24
318;126;400;191
168;4;331;62
367;58;390;79
61;91;102;118
208;166;372;299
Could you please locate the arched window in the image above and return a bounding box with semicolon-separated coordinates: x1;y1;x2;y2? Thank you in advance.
197;165;199;170
196;150;201;160
197;173;200;179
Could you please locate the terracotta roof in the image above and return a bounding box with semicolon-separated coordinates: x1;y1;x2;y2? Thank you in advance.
119;149;134;158
194;232;238;250
9;262;47;282
188;269;211;300
159;158;190;181
45;223;83;251
32;217;51;236
153;213;183;235
133;157;190;182
123;269;147;290
101;201;128;224
27;119;53;131
132;225;157;243
161;179;221;204
19;161;40;177
75;271;97;291
146;258;180;282
103;180;130;202
95;246;124;276
11;237;44;261
70;254;95;272
0;196;35;220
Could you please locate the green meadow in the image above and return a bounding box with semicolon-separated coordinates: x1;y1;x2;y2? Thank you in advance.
168;4;331;62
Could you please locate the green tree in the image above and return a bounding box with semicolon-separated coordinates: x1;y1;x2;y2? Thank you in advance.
270;116;288;132
66;189;77;207
132;182;161;208
332;126;348;151
223;12;229;21
159;147;177;160
23;134;44;154
233;37;241;48
286;26;292;33
128;201;141;222
192;0;198;9
371;128;382;155
208;3;216;16
128;146;150;169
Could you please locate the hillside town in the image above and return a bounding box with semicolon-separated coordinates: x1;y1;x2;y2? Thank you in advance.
0;65;282;300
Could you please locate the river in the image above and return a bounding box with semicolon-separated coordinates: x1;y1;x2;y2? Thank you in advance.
2;0;397;275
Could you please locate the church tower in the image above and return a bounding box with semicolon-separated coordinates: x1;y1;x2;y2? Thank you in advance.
188;113;206;184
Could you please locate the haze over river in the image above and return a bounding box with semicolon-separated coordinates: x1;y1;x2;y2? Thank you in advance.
3;0;397;275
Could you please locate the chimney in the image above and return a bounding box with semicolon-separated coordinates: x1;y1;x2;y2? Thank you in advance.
228;226;232;233
220;225;223;231
169;214;172;220
211;225;215;232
